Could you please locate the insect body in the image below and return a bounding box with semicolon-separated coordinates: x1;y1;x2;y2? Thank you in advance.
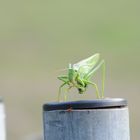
58;53;105;101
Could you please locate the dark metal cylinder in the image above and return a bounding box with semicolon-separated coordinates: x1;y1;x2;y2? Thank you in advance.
43;98;130;140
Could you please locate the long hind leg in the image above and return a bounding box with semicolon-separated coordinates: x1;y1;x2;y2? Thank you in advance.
84;60;105;98
84;80;100;99
101;60;105;98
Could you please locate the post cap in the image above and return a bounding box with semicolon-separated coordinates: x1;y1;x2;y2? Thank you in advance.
43;98;127;111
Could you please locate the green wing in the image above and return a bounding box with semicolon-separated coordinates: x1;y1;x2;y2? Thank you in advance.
84;59;105;79
73;53;100;77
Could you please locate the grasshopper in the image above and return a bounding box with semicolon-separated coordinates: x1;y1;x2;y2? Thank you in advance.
57;53;105;101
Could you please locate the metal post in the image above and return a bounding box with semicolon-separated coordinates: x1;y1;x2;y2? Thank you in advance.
43;98;130;140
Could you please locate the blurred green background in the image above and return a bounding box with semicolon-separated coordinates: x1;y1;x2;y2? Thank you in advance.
0;0;140;140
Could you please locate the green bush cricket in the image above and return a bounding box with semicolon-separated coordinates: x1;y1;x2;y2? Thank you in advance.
57;53;105;101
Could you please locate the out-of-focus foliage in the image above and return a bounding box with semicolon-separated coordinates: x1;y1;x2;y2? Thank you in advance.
0;0;139;140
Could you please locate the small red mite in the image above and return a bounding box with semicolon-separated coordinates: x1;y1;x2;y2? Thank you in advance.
67;107;73;112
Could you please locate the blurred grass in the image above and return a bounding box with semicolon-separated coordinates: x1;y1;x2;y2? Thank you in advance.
0;0;140;140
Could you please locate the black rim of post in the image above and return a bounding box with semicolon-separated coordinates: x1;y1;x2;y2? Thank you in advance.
43;98;127;111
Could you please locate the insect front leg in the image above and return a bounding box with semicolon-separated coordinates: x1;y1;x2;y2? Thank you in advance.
77;76;85;87
76;76;87;94
58;75;71;101
58;75;69;82
58;82;68;102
